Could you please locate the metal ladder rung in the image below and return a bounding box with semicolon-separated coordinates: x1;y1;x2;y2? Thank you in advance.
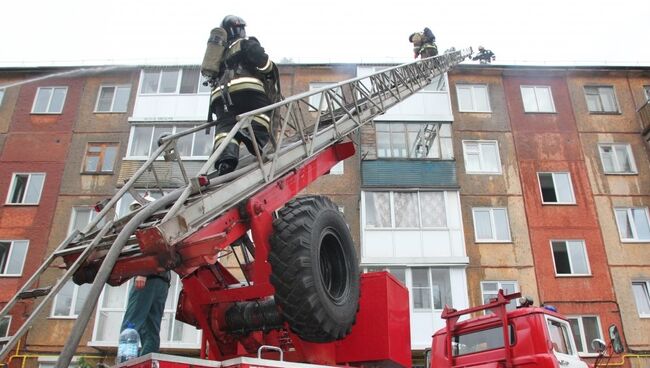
17;286;53;300
54;243;91;257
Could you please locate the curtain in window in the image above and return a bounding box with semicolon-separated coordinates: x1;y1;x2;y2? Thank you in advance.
420;192;446;227
365;192;391;227
394;192;419;227
474;209;493;239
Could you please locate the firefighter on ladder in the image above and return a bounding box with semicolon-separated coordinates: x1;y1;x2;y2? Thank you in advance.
409;27;438;59
472;46;496;64
202;15;281;176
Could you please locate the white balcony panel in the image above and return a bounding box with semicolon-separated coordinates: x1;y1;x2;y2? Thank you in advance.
375;92;453;122
132;94;210;121
364;231;394;258
394;231;423;257
421;231;452;258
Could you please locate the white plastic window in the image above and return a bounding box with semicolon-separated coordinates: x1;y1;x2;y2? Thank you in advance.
463;140;501;174
521;85;555;112
96;86;131;112
632;281;650;317
364;191;446;229
614;208;650;242
538;172;575;204
472;208;511;242
6;173;45;205
127;124;212;159
456;84;490;112
551;240;590;276
32;87;67;113
599;144;636;174
568;315;603;355
480;281;518;312
0;240;29;276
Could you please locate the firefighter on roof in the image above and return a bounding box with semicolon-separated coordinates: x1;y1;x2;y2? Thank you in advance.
472;46;496;64
201;15;281;176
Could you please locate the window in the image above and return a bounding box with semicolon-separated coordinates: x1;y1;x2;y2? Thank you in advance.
309;82;343;111
584;86;619;113
456;84;490;112
95;85;131;112
6;173;45;205
472;208;511;242
546;317;575;355
92;274;200;347
0;88;4;106
329;161;344;175
116;190;165;219
463;140;501;174
551;240;590;276
365;266;406;286
644;86;650;101
82;143;119;173
140;68;209;95
452;325;514;356
376;122;452;159
599;144;636;174
614;208;650;242
538;172;575;204
0;240;29;276
32;87;67;113
127;124;212;159
568;316;603;355
412;268;451;310
521;85;555;113
68;206;105;234
364;191;447;229
481;281;518;311
632;281;650;317
0;316;10;338
51;281;91;318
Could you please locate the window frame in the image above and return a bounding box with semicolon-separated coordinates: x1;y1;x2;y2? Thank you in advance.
126;124;213;160
644;86;650;101
6;172;46;205
456;84;491;113
462;140;502;175
472;207;512;243
94;85;131;113
0;315;11;338
329;161;344;175
584;85;620;114
31;86;68;114
632;280;650;318
537;172;576;205
598;143;637;175
50;281;90;319
550;240;591;277
520;85;556;113
480;280;519;312
376;122;452;160
82;142;119;174
0;88;5;107
139;68;209;96
0;240;29;277
613;207;650;242
567;315;603;356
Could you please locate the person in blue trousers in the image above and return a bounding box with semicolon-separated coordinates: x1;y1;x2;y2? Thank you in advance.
120;271;171;356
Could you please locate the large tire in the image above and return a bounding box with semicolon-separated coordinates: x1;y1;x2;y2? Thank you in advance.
269;196;360;342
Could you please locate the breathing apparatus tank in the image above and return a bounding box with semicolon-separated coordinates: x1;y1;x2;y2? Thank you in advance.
201;27;228;81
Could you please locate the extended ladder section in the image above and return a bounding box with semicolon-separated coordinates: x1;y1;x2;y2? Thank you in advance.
0;48;472;365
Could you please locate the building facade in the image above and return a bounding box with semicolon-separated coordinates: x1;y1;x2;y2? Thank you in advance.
0;62;649;368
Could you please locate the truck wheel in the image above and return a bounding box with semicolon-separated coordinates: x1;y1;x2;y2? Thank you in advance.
269;196;360;342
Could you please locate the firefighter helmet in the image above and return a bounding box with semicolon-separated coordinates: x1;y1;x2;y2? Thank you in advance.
221;15;247;41
478;45;485;52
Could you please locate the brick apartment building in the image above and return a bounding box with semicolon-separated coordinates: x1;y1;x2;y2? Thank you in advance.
0;62;648;367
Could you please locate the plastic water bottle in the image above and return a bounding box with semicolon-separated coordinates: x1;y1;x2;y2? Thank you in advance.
117;322;140;363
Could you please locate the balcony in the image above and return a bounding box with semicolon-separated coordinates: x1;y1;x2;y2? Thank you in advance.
639;101;650;148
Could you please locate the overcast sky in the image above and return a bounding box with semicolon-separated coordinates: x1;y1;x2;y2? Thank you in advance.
2;0;649;67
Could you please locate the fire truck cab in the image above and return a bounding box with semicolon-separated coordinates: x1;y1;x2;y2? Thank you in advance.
428;291;621;368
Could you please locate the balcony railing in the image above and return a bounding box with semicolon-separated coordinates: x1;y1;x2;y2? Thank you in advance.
638;101;650;146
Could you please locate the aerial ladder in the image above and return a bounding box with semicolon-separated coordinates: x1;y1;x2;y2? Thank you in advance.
0;48;472;368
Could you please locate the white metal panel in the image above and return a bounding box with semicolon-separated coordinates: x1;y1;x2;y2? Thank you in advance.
411;310;438;349
421;231;452;257
450;267;469;313
445;191;461;229
375;92;453;121
132;95;210;121
363;231;394;258
450;230;466;257
394;231;423;257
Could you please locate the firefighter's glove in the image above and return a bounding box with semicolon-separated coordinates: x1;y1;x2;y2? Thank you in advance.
243;40;269;68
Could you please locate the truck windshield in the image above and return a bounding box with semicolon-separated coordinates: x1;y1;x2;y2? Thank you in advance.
452;325;514;356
